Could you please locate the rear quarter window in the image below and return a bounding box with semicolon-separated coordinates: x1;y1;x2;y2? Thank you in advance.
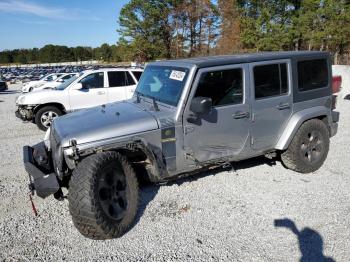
297;59;329;92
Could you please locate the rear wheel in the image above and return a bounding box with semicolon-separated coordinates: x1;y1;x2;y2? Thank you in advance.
68;151;139;239
34;106;62;131
281;119;330;173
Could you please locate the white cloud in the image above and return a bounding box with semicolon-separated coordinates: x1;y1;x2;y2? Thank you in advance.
0;0;67;19
0;0;100;21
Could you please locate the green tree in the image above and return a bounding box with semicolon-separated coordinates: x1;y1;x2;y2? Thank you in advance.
118;0;175;61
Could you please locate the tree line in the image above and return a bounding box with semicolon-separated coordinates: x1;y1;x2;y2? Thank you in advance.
1;0;350;65
118;0;350;63
0;44;123;64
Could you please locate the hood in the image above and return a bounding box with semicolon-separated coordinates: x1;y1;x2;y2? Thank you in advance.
53;101;159;147
17;89;63;105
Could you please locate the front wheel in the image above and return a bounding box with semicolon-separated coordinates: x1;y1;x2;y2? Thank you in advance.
68;151;139;239
34;106;62;131
281;119;330;173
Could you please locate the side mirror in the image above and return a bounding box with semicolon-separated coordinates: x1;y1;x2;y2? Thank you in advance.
190;97;212;115
57;79;64;83
72;83;83;90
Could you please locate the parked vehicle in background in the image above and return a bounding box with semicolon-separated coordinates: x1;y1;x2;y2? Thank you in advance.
16;68;143;130
22;51;339;239
30;73;79;92
22;73;64;93
0;80;8;91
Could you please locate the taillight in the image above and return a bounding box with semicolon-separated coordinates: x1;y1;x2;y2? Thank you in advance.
332;75;342;94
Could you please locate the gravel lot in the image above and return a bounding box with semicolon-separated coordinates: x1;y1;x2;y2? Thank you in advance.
1;84;350;261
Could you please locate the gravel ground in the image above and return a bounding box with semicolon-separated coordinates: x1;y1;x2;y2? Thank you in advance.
1;84;350;261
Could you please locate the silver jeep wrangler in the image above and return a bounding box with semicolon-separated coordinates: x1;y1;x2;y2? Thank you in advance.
23;51;339;239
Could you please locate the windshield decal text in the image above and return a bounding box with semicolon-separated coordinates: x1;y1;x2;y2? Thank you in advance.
169;70;186;81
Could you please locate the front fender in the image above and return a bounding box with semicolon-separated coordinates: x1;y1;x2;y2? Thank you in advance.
275;106;330;150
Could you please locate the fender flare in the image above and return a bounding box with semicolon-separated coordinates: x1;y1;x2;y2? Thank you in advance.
275;106;330;150
77;137;168;183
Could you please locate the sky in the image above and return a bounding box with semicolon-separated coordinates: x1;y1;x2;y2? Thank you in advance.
0;0;129;51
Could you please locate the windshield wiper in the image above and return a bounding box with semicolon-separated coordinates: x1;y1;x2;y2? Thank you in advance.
135;91;159;111
134;90;142;103
152;97;159;111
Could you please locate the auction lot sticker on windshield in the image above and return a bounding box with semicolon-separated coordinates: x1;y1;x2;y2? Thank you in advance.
170;70;186;81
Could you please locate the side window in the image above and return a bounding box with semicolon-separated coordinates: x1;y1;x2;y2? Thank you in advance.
131;71;142;81
194;68;243;106
80;72;104;89
254;63;288;99
108;71;126;87
126;72;136;85
298;59;328;91
62;75;72;80
45;75;54;81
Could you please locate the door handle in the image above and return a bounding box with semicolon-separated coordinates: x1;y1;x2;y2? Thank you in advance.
276;103;290;110
233;111;250;119
97;91;105;95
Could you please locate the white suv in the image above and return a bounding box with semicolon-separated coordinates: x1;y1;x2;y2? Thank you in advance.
22;73;64;93
16;68;143;130
29;73;79;92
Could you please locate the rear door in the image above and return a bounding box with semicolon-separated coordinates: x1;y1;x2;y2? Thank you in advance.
124;71;138;99
68;72;108;110
250;60;293;150
106;71;127;103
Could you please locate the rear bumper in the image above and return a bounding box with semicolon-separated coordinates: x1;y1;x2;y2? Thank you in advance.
330;122;338;137
23;144;60;199
330;111;340;137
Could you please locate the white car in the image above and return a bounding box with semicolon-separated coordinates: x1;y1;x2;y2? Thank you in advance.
30;73;79;92
16;68;143;130
22;73;64;93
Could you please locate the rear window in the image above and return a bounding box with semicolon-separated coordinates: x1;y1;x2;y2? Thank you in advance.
254;63;288;99
131;71;142;81
298;59;329;91
108;71;126;87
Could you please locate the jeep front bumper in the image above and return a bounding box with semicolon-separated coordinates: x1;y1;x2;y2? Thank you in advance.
23;145;60;199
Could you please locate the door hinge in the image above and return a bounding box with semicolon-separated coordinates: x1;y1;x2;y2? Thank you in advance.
251;136;255;145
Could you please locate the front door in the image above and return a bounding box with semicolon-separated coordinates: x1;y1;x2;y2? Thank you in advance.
250;60;293;150
69;72;108;111
183;64;251;163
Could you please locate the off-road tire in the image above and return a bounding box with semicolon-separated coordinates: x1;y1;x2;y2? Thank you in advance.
68;151;139;240
34;106;62;131
281;119;330;173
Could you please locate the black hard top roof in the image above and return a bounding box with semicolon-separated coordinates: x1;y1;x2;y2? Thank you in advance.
153;51;329;68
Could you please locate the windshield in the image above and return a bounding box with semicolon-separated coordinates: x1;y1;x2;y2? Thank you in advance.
136;66;189;106
56;74;80;90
